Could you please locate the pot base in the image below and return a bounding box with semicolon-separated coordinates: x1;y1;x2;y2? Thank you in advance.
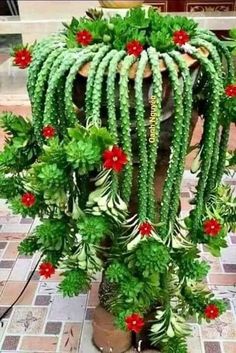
92;305;132;353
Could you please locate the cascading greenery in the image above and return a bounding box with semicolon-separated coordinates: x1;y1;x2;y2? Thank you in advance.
1;7;236;352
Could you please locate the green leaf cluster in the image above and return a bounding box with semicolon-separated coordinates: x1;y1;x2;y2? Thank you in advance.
77;215;108;244
128;238;170;277
18;235;40;255
65;7;198;52
35;219;69;251
59;269;90;296
65;125;113;174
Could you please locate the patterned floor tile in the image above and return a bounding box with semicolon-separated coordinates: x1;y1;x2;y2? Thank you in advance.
38;281;59;295
201;312;236;340
7;307;48;334
59;323;82;352
48;295;87;322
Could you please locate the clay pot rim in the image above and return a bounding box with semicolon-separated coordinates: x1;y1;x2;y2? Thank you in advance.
78;47;208;80
99;0;144;9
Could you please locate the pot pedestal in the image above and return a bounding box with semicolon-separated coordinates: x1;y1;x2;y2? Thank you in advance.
93;305;132;353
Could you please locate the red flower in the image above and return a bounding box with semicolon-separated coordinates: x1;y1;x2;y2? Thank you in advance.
173;30;190;46
13;48;32;69
42;125;56;139
21;193;36;207
203;219;222;237
76;30;93;46
225;84;236;97
103;146;128;173
39;262;55;279
126;40;143;57
204;304;219;320
125;313;145;333
139;222;153;237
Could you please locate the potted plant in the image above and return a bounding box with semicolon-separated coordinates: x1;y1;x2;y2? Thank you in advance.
1;7;236;353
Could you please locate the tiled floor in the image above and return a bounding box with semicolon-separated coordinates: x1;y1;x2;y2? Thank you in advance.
0;175;235;353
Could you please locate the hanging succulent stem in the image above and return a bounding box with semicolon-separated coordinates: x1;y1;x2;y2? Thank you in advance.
43;51;78;130
196;32;235;81
159;53;185;238
191;40;223;197
85;45;110;121
147;47;162;222
57;75;67;132
32;49;65;142
107;50;126;143
193;35;235;187
189;51;221;232
168;51;193;226
119;54;136;204
91;49;118;127
106;50;126;194
28;40;66;101
65;49;99;128
134;51;149;221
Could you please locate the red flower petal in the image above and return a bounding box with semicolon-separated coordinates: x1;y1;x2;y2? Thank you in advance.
204;304;219;320
125;313;144;333
139;222;153;237
14;48;32;69
21;193;36;208
42;125;56;139
76;30;93;46
203;219;222;237
103;146;128;173
126;40;143;57
225;84;236;97
39;262;55;279
173;30;189;46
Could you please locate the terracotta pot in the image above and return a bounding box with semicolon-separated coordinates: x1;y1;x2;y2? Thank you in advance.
92;305;132;353
99;1;144;8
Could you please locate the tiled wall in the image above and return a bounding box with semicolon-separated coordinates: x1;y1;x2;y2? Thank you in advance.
144;0;236;11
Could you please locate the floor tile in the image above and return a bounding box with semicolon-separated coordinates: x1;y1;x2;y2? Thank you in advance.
7;307;48;334
20;335;58;352
88;282;99;307
208;274;236;286
44;321;62;335
35;295;51;306
204;341;221;353
0;242;7;249
0;233;26;241
1;335;20;351
79;322;98;353
187;325;203;353
201;312;236;340
38;281;59;295
0;260;15;268
2;242;19;259
59;323;82;352
48;295;87;322
9;259;31;281
222;341;236;353
0;281;37;305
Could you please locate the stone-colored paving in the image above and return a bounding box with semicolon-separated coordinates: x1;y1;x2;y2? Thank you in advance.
0;176;235;353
